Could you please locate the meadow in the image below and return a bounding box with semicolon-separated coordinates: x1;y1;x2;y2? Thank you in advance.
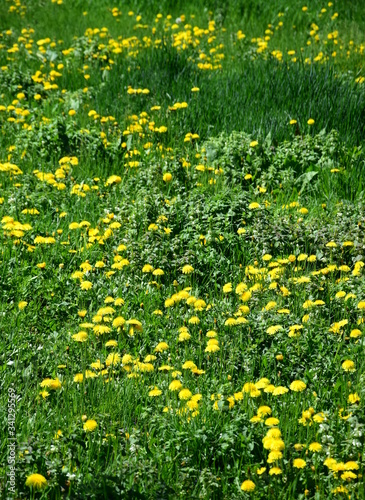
1;0;365;498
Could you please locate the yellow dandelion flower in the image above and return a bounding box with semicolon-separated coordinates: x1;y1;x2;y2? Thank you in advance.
257;405;271;416
105;340;118;347
265;428;282;439
267;451;283;463
112;316;125;328
149;387;162;397
163;172;172;182
289;380;307;392
80;281;93;290
179;388;193;400
182;361;197;370
105;353;121;366
309;442;322;452
266;325;283;335
241;480;255;491
126;319;143;331
142;264;154;273
293;458;306;468
344;461;359;471
272;386;289;396
348;393;360;404
205;343;220;353
206;330;218;338
255;379;270;389
265;417;279;426
179;331;191;342
223;282;232;293
72;331;88;342
342;360;355;372
269;467;282;475
154;342;169;352
90;360;104;370
152;268;164;276
341;471;357;481
40;378;61;390
243;382;256;393
224;318;237;326
83;419;98;432
93;325;111;335
182;265;194;274
265;301;277;311
350;329;362;338
169;380;183;391
25;473;47;490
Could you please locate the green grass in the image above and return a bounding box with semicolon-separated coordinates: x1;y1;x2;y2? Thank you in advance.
1;0;365;499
